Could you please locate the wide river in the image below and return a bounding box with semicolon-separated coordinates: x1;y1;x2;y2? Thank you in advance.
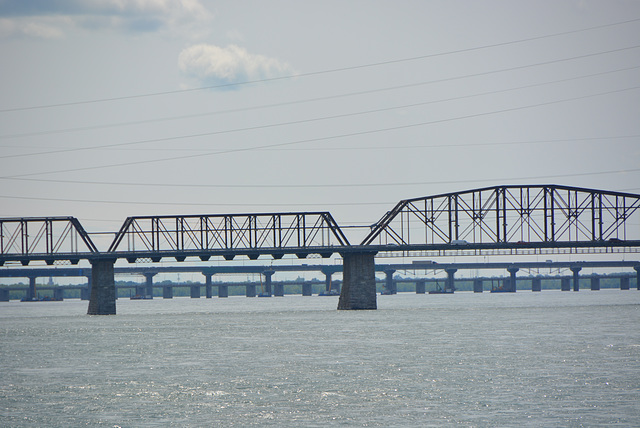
1;289;639;427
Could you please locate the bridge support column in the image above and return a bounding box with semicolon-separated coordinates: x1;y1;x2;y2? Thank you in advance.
163;285;173;299
507;267;519;292
302;282;313;296
590;276;600;291
274;283;284;297
635;266;640;290
323;271;333;293
571;267;582;291
531;278;542;292
26;276;37;301
416;279;426;294
0;288;9;301
262;271;274;297
204;274;213;298
561;277;571;291
190;285;200;298
620;276;630;290
246;283;256;297
384;269;396;294
473;278;483;293
87;259;116;315
143;273;155;299
445;268;457;292
338;252;377;310
218;284;228;298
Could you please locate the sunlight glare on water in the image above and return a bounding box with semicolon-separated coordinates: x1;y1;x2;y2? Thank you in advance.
1;290;639;426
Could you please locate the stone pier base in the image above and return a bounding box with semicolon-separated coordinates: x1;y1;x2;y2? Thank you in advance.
338;252;377;310
87;259;116;315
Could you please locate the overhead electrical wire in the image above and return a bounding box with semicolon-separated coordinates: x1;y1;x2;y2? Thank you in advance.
1;17;639;113
3;161;639;189
2;60;639;160
2;45;639;143
2;84;638;180
0;168;637;207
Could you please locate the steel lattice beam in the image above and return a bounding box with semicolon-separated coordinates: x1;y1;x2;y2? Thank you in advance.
107;212;350;256
0;217;98;263
361;185;640;247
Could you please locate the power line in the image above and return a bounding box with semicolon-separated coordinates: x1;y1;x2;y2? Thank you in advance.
0;168;637;208
2;45;639;143
3;136;638;187
2;17;639;113
2;84;639;179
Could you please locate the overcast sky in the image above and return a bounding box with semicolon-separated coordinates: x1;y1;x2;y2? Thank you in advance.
1;1;639;250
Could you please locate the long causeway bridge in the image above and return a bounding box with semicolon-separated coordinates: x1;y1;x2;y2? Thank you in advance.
2;185;639;314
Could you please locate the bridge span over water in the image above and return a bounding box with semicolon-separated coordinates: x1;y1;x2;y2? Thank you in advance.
2;260;638;302
1;185;639;314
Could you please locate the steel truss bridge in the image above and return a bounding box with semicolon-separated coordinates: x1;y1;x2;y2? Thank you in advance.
1;185;639;265
1;185;639;313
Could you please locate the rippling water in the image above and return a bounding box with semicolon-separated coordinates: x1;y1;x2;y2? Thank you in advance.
1;290;639;427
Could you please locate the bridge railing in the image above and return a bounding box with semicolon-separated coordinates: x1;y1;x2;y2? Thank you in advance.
362;185;640;247
0;217;98;263
107;212;351;256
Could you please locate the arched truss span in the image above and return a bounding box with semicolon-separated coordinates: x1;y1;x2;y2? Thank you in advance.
362;185;640;247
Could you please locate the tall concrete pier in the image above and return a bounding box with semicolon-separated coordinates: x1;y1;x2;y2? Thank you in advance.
87;259;116;315
338;252;377;310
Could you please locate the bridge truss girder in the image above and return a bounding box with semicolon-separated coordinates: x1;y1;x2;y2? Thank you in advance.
362;185;640;247
0;217;98;264
107;211;350;259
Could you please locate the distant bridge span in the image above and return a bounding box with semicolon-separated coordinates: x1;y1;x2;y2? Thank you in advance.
1;185;639;313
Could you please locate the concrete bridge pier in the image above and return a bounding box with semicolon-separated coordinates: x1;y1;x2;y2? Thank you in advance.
190;284;200;298
635;266;640;290
262;270;274;297
204;274;213;298
246;283;256;297
218;284;229;298
26;276;37;300
620;276;630;290
590;276;600;291
338;252;377;310
532;278;542;292
143;273;156;298
384;269;396;294
571;267;582;291
87;258;116;315
445;268;457;292
0;288;9;301
302;282;313;296
507;267;519;292
561;277;571;291
163;285;173;299
473;278;483;293
274;283;284;297
416;279;426;294
322;269;336;294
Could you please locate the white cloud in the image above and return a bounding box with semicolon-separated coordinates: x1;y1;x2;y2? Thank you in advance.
0;0;212;38
178;44;295;89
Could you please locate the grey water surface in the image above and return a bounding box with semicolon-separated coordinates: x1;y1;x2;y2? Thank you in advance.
1;290;639;427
